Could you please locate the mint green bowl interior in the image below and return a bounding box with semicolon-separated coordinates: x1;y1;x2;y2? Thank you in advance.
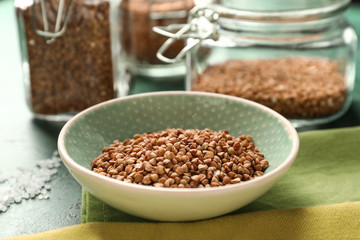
63;92;295;175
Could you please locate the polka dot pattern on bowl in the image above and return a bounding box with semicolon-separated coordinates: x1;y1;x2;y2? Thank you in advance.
64;93;294;173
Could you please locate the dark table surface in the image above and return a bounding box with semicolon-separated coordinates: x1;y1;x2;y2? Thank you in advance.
0;0;359;238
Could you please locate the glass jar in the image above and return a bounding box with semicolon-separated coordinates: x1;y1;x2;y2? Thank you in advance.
120;0;194;79
15;0;130;121
156;0;357;127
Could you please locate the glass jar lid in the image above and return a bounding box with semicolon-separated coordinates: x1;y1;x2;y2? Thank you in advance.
195;0;350;22
153;0;351;63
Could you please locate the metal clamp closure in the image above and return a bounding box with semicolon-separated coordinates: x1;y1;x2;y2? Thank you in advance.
32;0;73;44
153;8;219;63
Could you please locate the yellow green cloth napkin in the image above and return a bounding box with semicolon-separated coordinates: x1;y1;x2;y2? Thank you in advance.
82;126;360;222
7;202;360;240
5;126;360;240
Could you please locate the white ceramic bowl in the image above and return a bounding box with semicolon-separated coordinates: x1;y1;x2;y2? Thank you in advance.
58;91;299;221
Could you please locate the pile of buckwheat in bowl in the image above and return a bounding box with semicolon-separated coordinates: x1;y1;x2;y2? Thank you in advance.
92;128;269;188
58;91;299;221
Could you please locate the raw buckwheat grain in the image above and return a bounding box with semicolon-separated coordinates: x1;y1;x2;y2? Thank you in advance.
193;57;347;118
91;128;268;188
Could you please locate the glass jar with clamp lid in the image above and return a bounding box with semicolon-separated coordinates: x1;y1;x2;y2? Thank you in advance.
15;0;128;121
154;0;357;127
120;0;194;80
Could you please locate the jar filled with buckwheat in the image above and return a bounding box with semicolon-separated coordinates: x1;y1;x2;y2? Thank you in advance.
15;0;130;121
155;0;357;127
120;0;194;79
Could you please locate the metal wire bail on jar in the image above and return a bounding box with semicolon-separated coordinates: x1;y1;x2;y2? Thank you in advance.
153;7;219;63
32;0;73;44
153;0;357;128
